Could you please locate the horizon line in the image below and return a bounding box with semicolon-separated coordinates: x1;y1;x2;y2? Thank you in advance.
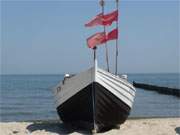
0;72;180;75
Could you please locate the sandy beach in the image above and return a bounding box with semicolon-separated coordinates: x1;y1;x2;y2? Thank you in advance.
0;118;180;135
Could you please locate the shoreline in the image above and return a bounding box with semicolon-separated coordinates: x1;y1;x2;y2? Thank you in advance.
1;116;180;122
0;117;180;135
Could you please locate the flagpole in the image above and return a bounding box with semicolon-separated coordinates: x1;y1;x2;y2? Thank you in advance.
115;0;119;75
93;47;97;64
100;0;110;72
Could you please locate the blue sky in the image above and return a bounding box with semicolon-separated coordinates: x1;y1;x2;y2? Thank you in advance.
1;0;179;74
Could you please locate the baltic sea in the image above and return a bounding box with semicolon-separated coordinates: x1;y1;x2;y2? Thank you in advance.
0;73;179;122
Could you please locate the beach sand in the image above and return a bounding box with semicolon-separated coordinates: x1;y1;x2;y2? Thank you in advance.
0;118;180;135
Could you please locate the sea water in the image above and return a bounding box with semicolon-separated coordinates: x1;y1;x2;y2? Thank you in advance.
0;74;179;122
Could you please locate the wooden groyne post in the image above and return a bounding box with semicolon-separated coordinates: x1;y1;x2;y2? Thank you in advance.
133;81;180;97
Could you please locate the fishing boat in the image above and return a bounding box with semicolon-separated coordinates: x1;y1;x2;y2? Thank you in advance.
52;0;136;133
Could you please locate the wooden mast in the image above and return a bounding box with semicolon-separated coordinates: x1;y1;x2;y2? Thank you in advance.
115;0;119;75
100;0;110;72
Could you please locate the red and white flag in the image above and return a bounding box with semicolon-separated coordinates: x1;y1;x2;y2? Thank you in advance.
85;13;103;27
85;10;118;27
87;32;106;48
87;28;118;49
102;10;118;26
106;28;118;41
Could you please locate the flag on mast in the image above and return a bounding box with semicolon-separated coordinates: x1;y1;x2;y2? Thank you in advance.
102;10;118;26
106;28;118;41
85;13;103;27
87;32;106;48
87;28;118;49
85;10;118;27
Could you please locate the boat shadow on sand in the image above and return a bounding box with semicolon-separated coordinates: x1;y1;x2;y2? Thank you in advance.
26;120;117;134
175;127;180;135
26;120;92;134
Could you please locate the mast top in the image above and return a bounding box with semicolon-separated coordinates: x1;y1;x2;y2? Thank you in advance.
99;0;105;7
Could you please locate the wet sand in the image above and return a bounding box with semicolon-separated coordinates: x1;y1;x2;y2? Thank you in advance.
0;118;180;135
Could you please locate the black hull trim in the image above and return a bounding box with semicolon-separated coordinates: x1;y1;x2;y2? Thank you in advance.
56;82;131;132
